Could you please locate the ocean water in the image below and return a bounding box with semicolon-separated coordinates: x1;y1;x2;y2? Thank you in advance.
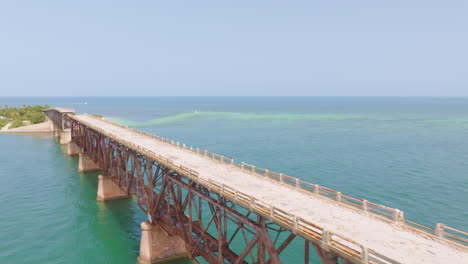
0;97;467;263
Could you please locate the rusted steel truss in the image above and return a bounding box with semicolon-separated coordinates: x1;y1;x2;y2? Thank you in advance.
44;110;71;131
71;119;346;264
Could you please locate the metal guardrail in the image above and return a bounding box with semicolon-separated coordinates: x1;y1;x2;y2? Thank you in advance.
69;114;468;263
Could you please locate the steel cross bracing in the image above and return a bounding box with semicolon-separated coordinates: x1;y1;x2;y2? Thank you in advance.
71;119;354;264
44;108;72;131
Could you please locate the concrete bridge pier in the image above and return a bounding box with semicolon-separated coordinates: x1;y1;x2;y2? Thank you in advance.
53;127;61;138
59;131;72;145
65;142;82;155
49;122;58;137
77;154;101;172
138;221;189;264
51;123;62;138
96;175;131;201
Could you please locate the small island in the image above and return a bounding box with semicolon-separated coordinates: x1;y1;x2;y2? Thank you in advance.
0;105;50;131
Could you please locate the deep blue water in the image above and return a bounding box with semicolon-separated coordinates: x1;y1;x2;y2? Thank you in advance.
0;97;467;263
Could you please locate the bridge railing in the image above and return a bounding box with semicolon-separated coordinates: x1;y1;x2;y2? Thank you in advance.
77;115;468;253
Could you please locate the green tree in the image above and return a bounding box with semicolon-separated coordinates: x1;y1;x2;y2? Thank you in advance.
0;119;8;129
29;112;46;124
0;104;50;128
9;119;25;129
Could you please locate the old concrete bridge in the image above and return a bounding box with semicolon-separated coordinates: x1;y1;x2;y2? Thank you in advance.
43;107;468;264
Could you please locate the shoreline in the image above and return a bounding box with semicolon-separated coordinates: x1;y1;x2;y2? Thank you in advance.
0;120;53;134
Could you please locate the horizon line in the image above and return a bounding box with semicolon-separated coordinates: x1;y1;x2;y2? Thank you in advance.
2;95;468;98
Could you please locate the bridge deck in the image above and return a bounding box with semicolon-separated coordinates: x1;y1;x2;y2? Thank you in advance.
74;114;468;264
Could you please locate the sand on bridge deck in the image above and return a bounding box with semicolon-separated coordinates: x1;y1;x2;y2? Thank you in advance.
74;114;468;264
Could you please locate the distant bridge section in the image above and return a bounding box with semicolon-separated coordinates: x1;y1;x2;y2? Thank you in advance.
43;107;74;144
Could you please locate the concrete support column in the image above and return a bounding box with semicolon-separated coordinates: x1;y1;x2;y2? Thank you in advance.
49;121;55;133
97;175;131;201
77;153;101;172
65;142;82;155
138;221;189;264
54;129;61;138
59;131;72;145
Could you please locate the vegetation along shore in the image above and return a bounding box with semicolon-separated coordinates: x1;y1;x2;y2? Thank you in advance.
0;105;50;130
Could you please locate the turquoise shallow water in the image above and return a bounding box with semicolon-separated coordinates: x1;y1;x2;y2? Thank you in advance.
0;97;467;263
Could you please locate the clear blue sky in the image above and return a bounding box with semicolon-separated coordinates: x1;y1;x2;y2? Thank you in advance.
0;1;467;96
